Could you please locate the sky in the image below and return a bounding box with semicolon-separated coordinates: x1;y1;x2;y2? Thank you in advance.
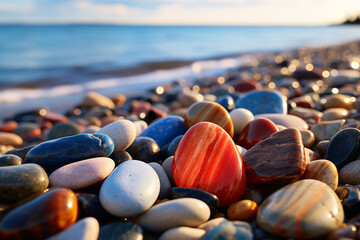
1;0;360;26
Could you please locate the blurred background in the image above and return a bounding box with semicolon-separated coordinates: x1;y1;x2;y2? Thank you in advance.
0;0;360;114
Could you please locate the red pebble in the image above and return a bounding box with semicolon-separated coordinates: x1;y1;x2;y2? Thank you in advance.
173;122;246;207
232;79;261;93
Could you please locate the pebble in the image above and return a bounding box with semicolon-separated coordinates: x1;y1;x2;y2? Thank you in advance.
289;107;323;122
99;160;160;217
178;90;204;107
0;132;23;146
167;135;183;156
229;108;254;137
49;157;115;190
45;122;81;140
335;185;360;219
300;129;315;148
126;137;160;163
0;163;48;203
98;221;143;240
235;90;287;115
255;113;309;130
173;122;246;206
185;101;234;137
227;200;259;221
311;119;345;141
26;133;114;172
162;156;175;186
133;120;148;137
81;91;115;109
216;95;235;111
149;162;171;199
137;198;210;232
316;140;329;157
339;160;360;185
0;154;23;166
301;159;339;190
159;227;206;240
198;217;228;231
47;217;99;240
202;221;253;240
109;150;132;166
96;120;136;152
321;108;350;121
320;93;355;110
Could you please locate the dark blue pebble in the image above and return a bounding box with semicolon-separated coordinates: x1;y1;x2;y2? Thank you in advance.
126;137;160;163
202;221;253;240
98;221;143;240
109;151;132;167
216;95;235;111
167;135;183;156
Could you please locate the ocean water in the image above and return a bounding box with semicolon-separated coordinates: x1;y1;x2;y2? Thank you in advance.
1;25;360;115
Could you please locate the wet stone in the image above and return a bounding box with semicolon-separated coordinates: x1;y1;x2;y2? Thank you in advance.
98;221;143;240
202;221;253;240
126;137;160;163
227;200;259;222
340;160;360;185
0;154;23;166
311;119;345;141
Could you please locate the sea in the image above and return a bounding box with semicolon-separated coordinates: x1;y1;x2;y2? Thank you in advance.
1;25;360;116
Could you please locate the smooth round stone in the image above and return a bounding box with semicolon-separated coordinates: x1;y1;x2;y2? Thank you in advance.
0;121;18;132
13;122;39;138
235;90;287;115
0;132;23;146
232;79;261;93
167;135;183;156
41;111;69;123
0;163;48;203
185;101;234;137
227;200;259;221
216;95;235;111
126;137;160;163
236;118;279;149
229;108;254;137
240;188;264;205
178;90;204;107
149;162;171;199
173;122;246;207
311;119;345;142
305;147;321;162
5;144;35;161
100;160;160;217
340;160;360;185
289;107;323;121
255;113;308;130
325;128;360;169
0;188;78;239
327;224;357;240
162;156;175;186
82;125;101;134
170;187;220;215
198;218;228;232
49;157;115;190
0;154;23;166
81;91;115;109
109;151;132;167
335;185;360;218
301;160;338;190
47;217;99;240
98;221;143;240
137;198;210;232
159;227;206;240
202;221;253;240
26;133;114;173
300;129;315;148
96;120;136;152
139;116;186;150
257;179;344;239
243;128;306;187
321;108;349;121
316;140;329;157
133;120;148;137
321;94;356;110
46;122;81;140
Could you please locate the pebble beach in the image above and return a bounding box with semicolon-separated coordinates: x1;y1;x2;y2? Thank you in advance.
1;39;360;239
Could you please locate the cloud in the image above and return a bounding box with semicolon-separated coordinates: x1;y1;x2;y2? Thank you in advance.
0;3;34;13
74;1;129;15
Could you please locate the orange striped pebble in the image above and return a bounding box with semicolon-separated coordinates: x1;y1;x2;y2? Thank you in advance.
301;160;338;191
227;200;258;221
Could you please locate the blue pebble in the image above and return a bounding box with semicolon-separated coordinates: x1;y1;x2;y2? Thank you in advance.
139;116;186;150
202;221;253;240
26;133;114;172
216;95;235;111
235;90;287;115
167;135;183;156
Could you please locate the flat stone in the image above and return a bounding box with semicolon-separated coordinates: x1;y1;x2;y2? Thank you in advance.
235;90;287;115
257;179;344;239
26;133;114;172
100;160;160;217
289;107;323;121
45;122;81;140
202;221;253;240
0;132;23;147
149;162;171;199
229;108;254;137
137;198;210;233
126;137;160;163
96;120;136;152
255;113;308;130
185;101;234;137
0;188;78;239
301;160;338;190
81;91;115;109
49;157;115;190
98;221;143;240
311;119;345;142
227;200;259;221
173;122;246;206
0;163;48;203
339;160;360;185
159;227;206;240
325;128;360;169
0;154;23;166
321;108;349;121
47;217;99;240
243;128;306;187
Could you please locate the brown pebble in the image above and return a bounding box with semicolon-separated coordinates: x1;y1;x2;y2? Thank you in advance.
316;140;329;157
0;132;23;147
321;108;349;121
301;160;338;190
227;200;258;221
300;129;315;148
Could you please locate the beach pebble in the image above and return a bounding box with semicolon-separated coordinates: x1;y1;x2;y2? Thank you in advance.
81;91;115;109
99;160;160;217
173;122;246;206
257;179;344;239
311;119;345;141
159;227;206;240
0;163;48;203
126;137;160;163
149;162;171;199
321;108;349;121
49;157;115;190
0;154;23;166
137;198;210;232
325;128;360;169
0;121;18;132
216;95;235;111
133;120;148;137
229;108;254;137
327;224;358;240
335;185;360;218
236;145;247;157
243;128;306;187
82;125;101;134
167;135;183;156
13;122;39;138
289;107;323;121
301;159;338;190
0;188;78;239
109;150;132;166
198;218;228;231
178;90;204;107
139;116;186;149
41;111;69;124
0;132;23;147
316;140;329;157
232;79;261;93
47;217;99;240
300;129;315;148
26;133;114;172
305;147;321;162
98;221;143;240
255;113;308;130
235;90;287;115
96;120;136;152
162;156;175;186
46;122;81;140
240;188;264;205
320;93;355;110
339;160;360;185
236;117;278;149
185;101;234;137
5;144;35;160
227;200;258;221
202;221;253;240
